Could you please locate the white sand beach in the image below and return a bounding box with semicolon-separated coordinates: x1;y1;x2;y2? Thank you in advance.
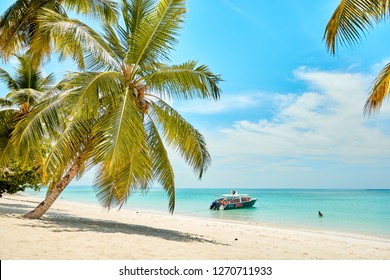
1;194;389;260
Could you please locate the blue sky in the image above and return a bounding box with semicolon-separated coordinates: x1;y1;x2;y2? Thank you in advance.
1;0;390;189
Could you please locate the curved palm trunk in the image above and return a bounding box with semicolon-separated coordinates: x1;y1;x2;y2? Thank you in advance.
24;155;84;219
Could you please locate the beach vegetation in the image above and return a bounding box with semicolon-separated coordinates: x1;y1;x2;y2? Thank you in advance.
1;0;221;219
0;163;41;197
0;53;55;197
324;0;390;114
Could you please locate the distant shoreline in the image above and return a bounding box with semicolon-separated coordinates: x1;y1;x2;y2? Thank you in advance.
1;193;389;260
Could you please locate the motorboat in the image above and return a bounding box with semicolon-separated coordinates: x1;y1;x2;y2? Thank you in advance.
210;190;257;210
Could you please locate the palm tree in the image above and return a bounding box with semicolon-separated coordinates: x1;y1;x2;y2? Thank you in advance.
0;53;54;195
0;53;54;146
324;0;390;114
0;0;118;65
6;0;221;219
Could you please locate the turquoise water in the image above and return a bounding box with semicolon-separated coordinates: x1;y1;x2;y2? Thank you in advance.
24;187;390;238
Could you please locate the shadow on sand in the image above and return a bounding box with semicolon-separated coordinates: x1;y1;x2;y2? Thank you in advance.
0;198;223;245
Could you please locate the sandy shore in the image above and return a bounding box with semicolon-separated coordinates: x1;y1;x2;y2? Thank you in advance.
1;194;389;260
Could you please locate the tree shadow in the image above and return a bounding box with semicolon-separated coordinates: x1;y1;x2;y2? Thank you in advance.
0;202;34;215
0;198;225;245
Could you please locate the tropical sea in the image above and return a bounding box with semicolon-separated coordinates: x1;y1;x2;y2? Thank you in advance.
24;187;390;238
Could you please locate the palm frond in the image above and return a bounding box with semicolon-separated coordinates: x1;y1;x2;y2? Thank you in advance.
150;99;211;179
364;62;390;115
61;71;124;119
0;68;19;90
93;88;152;208
0;106;17;147
122;0;154;60
6;89;44;107
0;98;14;108
102;25;126;61
13;54;40;89
63;0;119;24
324;0;386;54
27;30;53;67
39;73;56;90
94;148;152;209
0;51;54;168
43;118;94;189
0;0;30;61
123;0;155;33
8;88;73;167
33;8;120;71
145;118;175;212
145;60;222;100
128;0;187;73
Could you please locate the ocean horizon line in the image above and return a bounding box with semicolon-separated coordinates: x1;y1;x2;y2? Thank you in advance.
39;185;390;190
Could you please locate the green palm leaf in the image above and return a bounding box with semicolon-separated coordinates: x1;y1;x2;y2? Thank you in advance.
33;8;120;71
0;0;118;62
364;62;390;114
102;25;126;61
145;60;222;100
145;119;175;212
324;0;386;55
43;118;94;188
150;99;211;179
0;55;52;104
61;71;125;119
38;73;56;91
0;53;54;173
62;0;119;24
0;68;18;90
94;88;152;208
127;0;186;73
0;0;32;61
6;89;43;108
0;99;14;108
8;89;71;166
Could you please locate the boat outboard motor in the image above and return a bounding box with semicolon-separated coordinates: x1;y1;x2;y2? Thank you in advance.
210;200;220;210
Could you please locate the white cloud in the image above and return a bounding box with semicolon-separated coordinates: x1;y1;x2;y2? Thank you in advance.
176;91;271;114
210;68;390;160
172;67;390;188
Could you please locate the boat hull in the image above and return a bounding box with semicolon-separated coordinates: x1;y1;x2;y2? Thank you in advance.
222;198;257;210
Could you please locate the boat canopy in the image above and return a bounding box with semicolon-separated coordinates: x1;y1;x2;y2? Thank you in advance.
222;193;250;198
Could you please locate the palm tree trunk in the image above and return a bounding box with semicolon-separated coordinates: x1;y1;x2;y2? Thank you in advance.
23;155;84;219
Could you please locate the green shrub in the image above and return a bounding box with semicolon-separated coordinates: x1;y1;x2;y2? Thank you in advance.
0;165;42;197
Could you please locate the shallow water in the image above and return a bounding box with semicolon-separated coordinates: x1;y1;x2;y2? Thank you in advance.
25;187;390;238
